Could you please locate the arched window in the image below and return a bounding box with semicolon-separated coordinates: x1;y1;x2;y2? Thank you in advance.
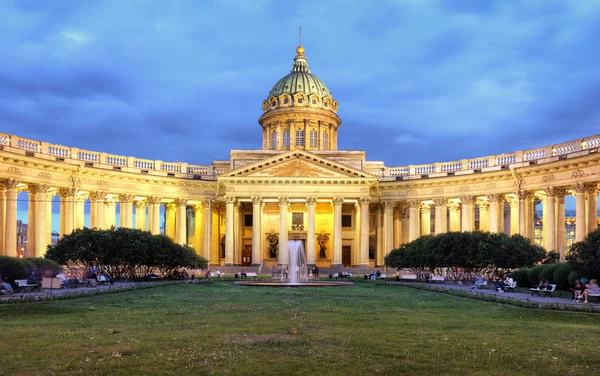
323;132;329;150
271;132;277;149
283;130;290;147
296;130;305;146
283;97;289;105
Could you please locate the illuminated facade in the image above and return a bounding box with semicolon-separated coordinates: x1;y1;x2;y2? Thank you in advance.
1;45;599;267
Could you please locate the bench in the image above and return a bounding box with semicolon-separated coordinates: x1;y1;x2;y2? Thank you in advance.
400;274;417;281
429;276;445;283
210;272;223;278
15;279;41;293
588;293;600;303
530;284;556;297
377;274;387;280
477;280;488;289
240;272;257;279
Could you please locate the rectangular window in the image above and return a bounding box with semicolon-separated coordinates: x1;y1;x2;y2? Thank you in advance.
323;132;329;149
292;213;304;225
244;214;253;227
283;130;290;147
310;130;317;147
298;98;303;104
271;132;277;149
342;215;352;227
295;130;305;146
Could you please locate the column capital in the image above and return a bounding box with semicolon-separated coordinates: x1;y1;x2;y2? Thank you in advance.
0;178;19;189
487;193;504;203
333;197;344;206
118;193;135;203
76;194;87;204
105;198;117;208
460;195;475;205
447;201;460;212
203;199;214;209
147;196;162;204
574;182;598;194
163;202;176;211
277;196;289;206
89;191;107;202
546;186;568;198
420;203;431;214
433;197;447;207
305;197;317;206
134;200;147;209
225;196;236;205
407;199;420;208
58;187;75;198
174;198;187;207
251;196;263;205
382;201;395;211
508;196;519;208
518;190;535;200
358;197;370;206
194;203;204;213
477;200;490;210
27;183;41;194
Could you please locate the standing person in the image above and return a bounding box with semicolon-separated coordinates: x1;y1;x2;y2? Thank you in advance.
88;263;98;287
314;266;319;280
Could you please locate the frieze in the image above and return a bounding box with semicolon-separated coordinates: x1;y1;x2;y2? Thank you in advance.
97;180;110;186
571;170;585;178
432;188;444;195
151;186;164;192
485;183;497;189
7;166;21;174
542;174;555;183
124;183;138;190
458;186;471;192
38;172;52;179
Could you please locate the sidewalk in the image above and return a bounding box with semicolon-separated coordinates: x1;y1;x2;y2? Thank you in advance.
0;281;142;301
391;281;600;306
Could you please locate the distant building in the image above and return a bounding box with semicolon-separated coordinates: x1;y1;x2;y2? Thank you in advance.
17;219;27;257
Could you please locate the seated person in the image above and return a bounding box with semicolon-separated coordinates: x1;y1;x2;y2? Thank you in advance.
205;270;211;279
56;271;72;288
582;279;600;303
572;280;586;301
27;271;41;287
471;275;486;289
100;270;114;285
538;278;550;290
495;275;513;292
0;272;13;294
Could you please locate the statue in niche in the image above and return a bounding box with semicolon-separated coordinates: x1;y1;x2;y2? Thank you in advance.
317;233;329;259
219;235;225;258
369;235;376;259
266;232;279;258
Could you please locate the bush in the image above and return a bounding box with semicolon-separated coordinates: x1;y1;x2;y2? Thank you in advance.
567;269;584;287
539;263;560;283
567;228;600;280
24;258;62;277
511;269;529;288
552;263;574;289
0;256;28;284
527;265;546;287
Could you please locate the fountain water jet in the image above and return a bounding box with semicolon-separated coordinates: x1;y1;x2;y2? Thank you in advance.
283;240;308;284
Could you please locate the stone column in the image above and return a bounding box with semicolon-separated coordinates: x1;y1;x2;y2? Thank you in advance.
359;198;370;266
478;200;490;232
332;197;344;267
393;207;401;248
574;184;586;242
375;205;383;266
2;179;18;256
518;192;527;236
186;206;195;246
544;188;557;253
193;203;204;255
278;196;289;265
460;196;475;232
46;191;56;247
27;184;39;254
175;198;187;245
33;184;48;257
147;197;162;235
488;194;502;233
75;194;86;230
118;194;134;229
509;195;519;235
164;202;176;240
499;200;506;233
305;197;317;266
587;185;598;233
353;203;361;265
233;201;241;265
400;209;409;244
433;198;447;235
135;201;147;231
59;188;75;236
407;199;420;241
225;196;235;265
555;188;567;261
525;193;536;241
420;203;431;235
203;200;213;263
250;197;262;266
448;201;461;232
89;191;107;229
105;198;117;229
383;201;394;256
0;186;5;254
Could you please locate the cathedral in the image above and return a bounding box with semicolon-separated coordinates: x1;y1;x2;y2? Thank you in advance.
0;44;599;268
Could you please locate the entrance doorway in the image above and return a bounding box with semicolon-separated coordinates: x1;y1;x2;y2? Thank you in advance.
342;246;351;267
241;245;252;266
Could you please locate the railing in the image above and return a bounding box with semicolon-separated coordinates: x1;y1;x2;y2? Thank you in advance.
1;131;598;181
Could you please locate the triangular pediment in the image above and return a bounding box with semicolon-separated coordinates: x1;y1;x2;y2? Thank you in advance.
223;150;375;179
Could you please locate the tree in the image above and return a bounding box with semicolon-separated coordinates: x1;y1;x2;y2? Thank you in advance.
567;228;600;279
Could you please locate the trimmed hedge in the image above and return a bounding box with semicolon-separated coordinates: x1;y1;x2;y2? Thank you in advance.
0;256;28;283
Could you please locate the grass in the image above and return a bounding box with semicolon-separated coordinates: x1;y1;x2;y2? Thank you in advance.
1;281;599;376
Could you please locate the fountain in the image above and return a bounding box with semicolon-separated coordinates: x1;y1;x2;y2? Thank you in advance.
234;240;353;288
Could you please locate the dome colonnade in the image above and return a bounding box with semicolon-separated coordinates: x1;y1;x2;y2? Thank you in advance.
1;44;599;267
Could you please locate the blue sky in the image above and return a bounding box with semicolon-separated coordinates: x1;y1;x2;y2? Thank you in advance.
4;0;599;224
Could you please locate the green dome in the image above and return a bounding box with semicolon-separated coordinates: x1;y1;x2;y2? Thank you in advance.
268;54;333;99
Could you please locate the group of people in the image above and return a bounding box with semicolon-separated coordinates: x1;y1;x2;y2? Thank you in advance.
571;279;599;303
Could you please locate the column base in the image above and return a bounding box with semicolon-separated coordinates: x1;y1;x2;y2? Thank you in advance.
251;263;261;267
331;264;343;268
225;263;235;267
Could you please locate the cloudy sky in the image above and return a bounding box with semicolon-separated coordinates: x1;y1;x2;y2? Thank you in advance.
3;0;599;169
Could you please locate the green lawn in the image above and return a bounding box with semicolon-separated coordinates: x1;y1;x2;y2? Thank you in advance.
1;282;598;376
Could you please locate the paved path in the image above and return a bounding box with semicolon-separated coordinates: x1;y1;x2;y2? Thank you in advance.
390;281;600;307
0;281;152;301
